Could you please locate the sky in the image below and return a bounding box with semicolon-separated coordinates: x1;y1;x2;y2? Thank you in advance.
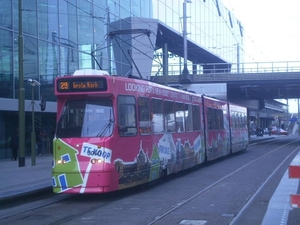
222;0;300;113
222;0;300;62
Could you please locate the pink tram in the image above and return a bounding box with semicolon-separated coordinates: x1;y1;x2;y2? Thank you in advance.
52;69;249;194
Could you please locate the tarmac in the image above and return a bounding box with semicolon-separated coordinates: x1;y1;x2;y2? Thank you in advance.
0;135;299;224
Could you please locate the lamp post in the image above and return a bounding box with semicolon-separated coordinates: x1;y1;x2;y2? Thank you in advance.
28;79;41;166
18;0;25;167
182;0;192;76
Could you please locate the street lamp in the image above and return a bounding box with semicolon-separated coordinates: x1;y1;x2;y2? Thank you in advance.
182;0;192;76
28;79;41;166
18;0;25;167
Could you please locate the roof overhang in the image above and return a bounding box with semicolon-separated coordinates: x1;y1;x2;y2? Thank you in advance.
156;21;228;64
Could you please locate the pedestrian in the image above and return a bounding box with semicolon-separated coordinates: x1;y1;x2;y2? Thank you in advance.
10;129;19;161
268;125;272;136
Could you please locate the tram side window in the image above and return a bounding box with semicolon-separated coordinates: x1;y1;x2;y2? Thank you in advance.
217;109;224;130
175;102;185;132
192;105;201;131
232;112;237;129
238;112;242;128
235;112;239;129
230;112;234;129
236;112;240;129
185;104;193;132
164;101;175;132
151;98;164;133
138;97;151;135
243;113;247;128
207;108;214;130
207;107;224;130
117;95;137;136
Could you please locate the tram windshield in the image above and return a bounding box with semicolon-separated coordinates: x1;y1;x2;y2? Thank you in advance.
56;99;114;138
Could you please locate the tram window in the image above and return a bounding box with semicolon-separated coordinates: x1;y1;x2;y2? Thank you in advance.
164;101;175;132
117;95;137;136
243;113;247;128
230;112;234;129
240;113;243;128
207;108;214;130
185;104;193;132
233;112;237;129
207;107;224;130
175;102;185;132
151;98;164;133
192;105;201;131
138;97;151;135
56;99;113;138
217;109;224;130
236;112;239;129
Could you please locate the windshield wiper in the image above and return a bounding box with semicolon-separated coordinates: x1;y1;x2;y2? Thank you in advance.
97;119;114;137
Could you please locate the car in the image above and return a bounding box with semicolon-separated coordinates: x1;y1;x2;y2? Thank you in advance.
278;128;288;135
270;126;288;135
270;126;278;135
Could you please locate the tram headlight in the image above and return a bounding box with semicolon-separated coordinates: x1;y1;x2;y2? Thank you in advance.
90;158;103;164
57;159;67;164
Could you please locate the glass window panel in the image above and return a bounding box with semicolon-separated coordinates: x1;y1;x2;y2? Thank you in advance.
23;36;38;100
138;97;151;135
0;0;12;29
192;105;201;131
39;40;58;101
59;0;77;45
164;100;175;132
78;0;93;45
0;29;13;98
185;104;193;132
151;98;164;133
56;99;114;138
93;4;107;70
13;0;18;31
23;0;37;36
175;102;185;132
79;48;93;70
38;0;58;41
119;0;130;18
117;95;137;136
60;45;78;76
141;0;152;18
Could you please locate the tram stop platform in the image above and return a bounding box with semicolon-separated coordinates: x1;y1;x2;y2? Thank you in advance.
0;134;299;225
0;155;52;202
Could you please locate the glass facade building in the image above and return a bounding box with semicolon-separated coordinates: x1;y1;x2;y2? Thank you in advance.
0;0;243;158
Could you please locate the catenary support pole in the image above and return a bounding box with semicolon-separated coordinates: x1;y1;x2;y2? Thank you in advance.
18;0;25;167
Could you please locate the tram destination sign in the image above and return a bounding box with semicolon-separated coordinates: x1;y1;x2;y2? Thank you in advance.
57;77;107;92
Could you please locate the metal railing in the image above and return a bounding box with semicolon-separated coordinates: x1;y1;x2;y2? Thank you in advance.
151;61;300;76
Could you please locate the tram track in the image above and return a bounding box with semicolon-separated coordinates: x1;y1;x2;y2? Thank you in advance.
229;144;300;225
0;190;71;220
0;183;143;225
1;137;298;225
147;137;300;225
